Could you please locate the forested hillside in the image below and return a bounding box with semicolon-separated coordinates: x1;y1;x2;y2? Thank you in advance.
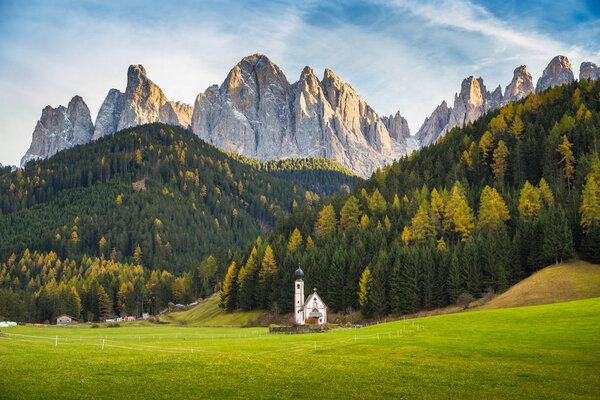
0;124;356;322
221;79;600;317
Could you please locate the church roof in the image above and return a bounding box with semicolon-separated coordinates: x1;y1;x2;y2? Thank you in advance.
303;290;327;309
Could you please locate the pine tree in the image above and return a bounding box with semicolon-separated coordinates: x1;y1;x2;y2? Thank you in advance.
538;178;554;207
67;286;82;318
237;247;259;310
314;205;337;237
509;115;524;139
453;200;475;242
133;245;143;265
220;261;238;311
287;228;303;252
557;135;576;190
581;221;600;263
368;189;387;214
430;188;445;235
411;203;435;241
491;140;509;180
518;181;542;221
97;285;112;321
360;214;370;228
358;266;372;318
580;156;600;233
478;186;510;233
479;131;494;163
340;196;362;229
370;261;389;317
399;248;420;314
259;245;277;282
447;249;462;303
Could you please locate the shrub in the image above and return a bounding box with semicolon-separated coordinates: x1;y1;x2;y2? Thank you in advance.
107;322;120;328
456;293;476;308
90;323;99;328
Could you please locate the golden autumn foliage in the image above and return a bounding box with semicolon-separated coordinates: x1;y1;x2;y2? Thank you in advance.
491;140;509;180
518;181;542;221
358;267;372;307
580;156;600;232
287;228;303;252
478;186;510;233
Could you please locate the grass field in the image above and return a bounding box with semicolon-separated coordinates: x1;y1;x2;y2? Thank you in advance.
159;293;263;326
1;298;599;399
478;260;600;310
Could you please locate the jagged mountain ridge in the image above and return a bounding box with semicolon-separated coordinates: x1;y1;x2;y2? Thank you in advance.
20;95;94;166
21;55;409;177
191;55;408;177
415;55;596;147
20;54;600;173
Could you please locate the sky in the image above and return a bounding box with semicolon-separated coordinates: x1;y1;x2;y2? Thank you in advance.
1;0;599;166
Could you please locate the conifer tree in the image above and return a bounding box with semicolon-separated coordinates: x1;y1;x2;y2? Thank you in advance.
478;186;510;233
368;189;387;214
580;156;600;233
411;203;435;241
358;266;372;318
370;261;389;318
518;181;542;221
509;115;524;139
133;245;143;265
314;205;337;237
453;201;475;242
557;135;576;190
447;249;462;303
259;245;277;282
237;247;258;310
479;131;494;163
491;140;509;180
287;228;303;252
538;178;554;207
360;214;370;228
340;196;362;229
97;285;112;320
220;261;238;311
430;188;445;235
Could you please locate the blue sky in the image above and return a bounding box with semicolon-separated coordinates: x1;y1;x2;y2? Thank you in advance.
1;0;599;166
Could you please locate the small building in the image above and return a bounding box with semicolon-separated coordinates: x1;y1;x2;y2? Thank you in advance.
56;315;79;325
294;267;328;325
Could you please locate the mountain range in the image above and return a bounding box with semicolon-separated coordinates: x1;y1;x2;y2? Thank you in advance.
20;54;600;176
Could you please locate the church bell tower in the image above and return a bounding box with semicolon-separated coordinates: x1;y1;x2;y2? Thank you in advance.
294;267;305;325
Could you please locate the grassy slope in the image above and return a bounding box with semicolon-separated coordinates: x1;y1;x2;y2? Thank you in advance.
477;260;600;310
160;293;263;326
1;298;599;399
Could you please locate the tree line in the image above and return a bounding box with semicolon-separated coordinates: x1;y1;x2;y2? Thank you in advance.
219;78;600;317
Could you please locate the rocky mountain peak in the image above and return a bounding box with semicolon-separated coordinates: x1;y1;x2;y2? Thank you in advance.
503;65;534;105
297;66;323;98
382;111;410;141
118;64;169;131
415;100;452;146
191;55;407;177
461;76;485;107
92;88;124;140
21;95;94;167
580;62;600;81
535;55;574;93
488;85;503;111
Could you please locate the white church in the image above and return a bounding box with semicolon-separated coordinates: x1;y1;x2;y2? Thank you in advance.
294;267;328;325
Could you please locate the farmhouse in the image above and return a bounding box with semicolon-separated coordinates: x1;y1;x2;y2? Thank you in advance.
56;315;79;325
294;267;327;325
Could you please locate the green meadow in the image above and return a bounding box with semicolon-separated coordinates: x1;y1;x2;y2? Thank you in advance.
1;298;599;399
